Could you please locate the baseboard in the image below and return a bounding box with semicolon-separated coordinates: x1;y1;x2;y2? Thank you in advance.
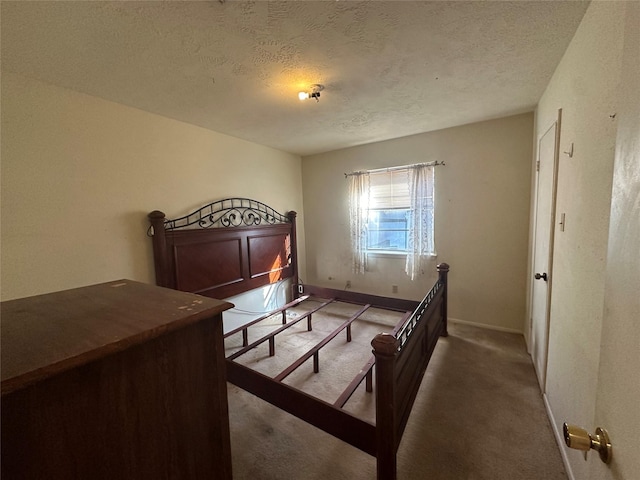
448;317;523;335
543;393;575;480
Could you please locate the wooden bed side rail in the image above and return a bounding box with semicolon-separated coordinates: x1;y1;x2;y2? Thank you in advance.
394;263;449;348
394;294;444;442
371;262;450;480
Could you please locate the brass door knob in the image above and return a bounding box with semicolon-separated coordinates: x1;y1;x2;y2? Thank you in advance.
563;423;612;464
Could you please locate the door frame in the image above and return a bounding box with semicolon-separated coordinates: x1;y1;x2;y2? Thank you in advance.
528;108;562;392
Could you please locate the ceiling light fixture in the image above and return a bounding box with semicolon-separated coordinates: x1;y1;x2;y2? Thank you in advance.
298;84;324;102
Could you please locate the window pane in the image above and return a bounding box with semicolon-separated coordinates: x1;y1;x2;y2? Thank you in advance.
367;209;409;251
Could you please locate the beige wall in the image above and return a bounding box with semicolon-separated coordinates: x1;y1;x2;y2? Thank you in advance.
532;2;627;479
302;113;533;332
1;73;305;301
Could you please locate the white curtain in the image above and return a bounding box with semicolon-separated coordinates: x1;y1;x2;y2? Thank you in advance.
348;172;370;274
405;165;435;280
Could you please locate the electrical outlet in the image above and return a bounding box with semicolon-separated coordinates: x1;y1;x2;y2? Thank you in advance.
392;285;398;293
297;284;304;294
346;280;351;289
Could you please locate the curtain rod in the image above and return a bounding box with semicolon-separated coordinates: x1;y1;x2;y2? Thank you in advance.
344;161;445;178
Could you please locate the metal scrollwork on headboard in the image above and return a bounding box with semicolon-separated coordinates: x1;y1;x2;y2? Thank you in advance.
148;198;290;236
165;197;289;231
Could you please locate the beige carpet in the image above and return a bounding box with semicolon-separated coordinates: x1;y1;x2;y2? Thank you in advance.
225;306;567;480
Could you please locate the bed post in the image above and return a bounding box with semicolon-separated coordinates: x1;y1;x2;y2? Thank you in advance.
437;262;450;337
148;210;170;288
372;332;400;480
287;211;299;299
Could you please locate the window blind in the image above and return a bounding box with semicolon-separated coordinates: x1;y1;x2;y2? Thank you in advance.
369;169;411;209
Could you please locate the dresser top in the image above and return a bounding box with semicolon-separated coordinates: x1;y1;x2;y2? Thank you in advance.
1;280;233;395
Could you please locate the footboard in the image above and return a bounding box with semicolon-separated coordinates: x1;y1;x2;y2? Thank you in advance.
372;263;449;480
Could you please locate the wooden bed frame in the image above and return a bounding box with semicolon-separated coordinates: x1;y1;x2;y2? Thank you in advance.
148;198;449;480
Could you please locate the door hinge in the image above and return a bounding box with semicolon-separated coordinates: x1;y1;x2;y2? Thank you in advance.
536;160;540;172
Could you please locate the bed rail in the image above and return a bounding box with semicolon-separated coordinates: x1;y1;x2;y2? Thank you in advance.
372;262;449;479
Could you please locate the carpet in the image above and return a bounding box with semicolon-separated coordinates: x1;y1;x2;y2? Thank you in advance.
225;307;566;480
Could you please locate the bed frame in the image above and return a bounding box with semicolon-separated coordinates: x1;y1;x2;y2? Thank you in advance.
148;198;449;480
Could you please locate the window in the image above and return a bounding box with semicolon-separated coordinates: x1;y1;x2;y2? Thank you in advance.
367;209;409;251
367;169;411;252
348;164;436;279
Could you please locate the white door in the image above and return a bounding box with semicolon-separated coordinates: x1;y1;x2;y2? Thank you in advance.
530;111;560;391
587;5;639;477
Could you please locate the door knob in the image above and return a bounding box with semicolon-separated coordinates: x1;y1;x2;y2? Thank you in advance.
563;423;612;464
534;272;548;281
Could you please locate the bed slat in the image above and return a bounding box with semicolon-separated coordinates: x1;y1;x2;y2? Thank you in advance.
227;361;377;456
227;298;335;361
274;304;371;382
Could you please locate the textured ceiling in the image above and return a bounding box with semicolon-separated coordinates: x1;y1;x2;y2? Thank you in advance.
1;1;589;156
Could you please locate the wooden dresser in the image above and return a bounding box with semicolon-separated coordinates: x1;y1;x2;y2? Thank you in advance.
1;280;234;479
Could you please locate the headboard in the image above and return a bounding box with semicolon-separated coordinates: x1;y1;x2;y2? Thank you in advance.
148;198;298;300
